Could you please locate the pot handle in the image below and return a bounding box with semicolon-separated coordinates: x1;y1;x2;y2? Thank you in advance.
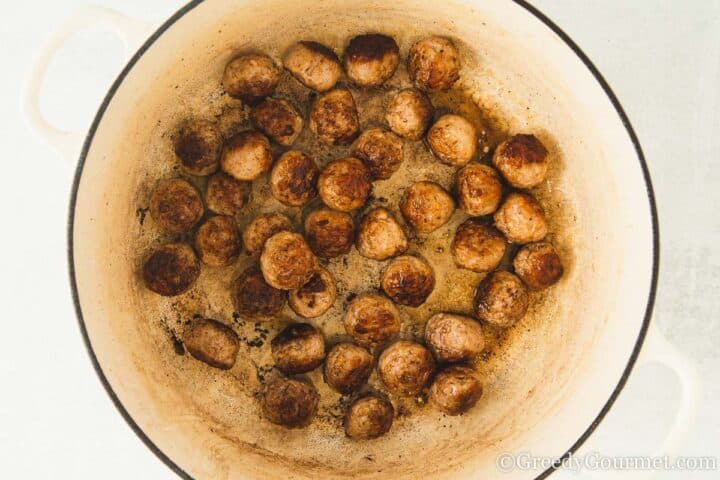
23;6;152;163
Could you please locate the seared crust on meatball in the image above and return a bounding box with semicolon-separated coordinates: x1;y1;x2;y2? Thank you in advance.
400;181;455;233
231;266;286;321
149;178;204;234
143;243;200;296
352;128;404;180
269;150;319;207
493;192;548;244
473;270;529;327
408;36;460;91
456;163;503;216
356;207;408;260
260;231;318;290
221;131;273;181
345;394;394;440
513;241;563;290
381;255;435;307
205;172;251;215
451;219;507;272
324;342;374;394
223;53;280;104
424;313;484;363
183;318;239;370
262;377;319;428
378;340;435;397
309;88;360;146
283;41;342;92
194;215;241;267
427;114;477;166
317;157;371;211
430;365;483;415
250;97;304;146
289;267;337;318
344;293;401;348
271;323;326;374
344;34;400;87
492;134;549;189
385;88;434;141
242;213;293;256
304;208;354;258
174;119;221;176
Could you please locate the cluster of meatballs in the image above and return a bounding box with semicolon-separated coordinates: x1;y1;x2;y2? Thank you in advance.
141;32;564;440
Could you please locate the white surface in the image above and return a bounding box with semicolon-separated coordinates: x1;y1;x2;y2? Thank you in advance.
0;0;717;478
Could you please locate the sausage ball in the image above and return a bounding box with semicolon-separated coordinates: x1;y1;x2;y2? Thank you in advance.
262;377;319;428
492;134;549;189
283;41;342;92
473;270;529;327
205;172;251;215
231;267;286;321
424;313;484;363
271;323;326;374
400;181;455;233
356;207;408;261
250;97;304;146
512;241;564;290
493;192;548;244
309;88;360;146
142;242;200;296
173;119;221;176
221;131;273;181
381;255;435;307
183;318;239;370
344;33;400;87
345;394;394;440
260;231;318;290
451;219;507;272
407;36;460;91
385;88;434;141
149;178;204;234
352;128;404;180
343;293;401;348
269;150;319;207
194;215;241;267
378;340;435;397
289;267;337;318
456;164;503;216
304;208;354;258
323;342;374;394
429;365;483;415
242;213;293;256
223;53;279;104
427;114;477;166
317;157;371;212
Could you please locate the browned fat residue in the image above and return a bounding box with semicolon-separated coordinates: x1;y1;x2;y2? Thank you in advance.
345;34;399;62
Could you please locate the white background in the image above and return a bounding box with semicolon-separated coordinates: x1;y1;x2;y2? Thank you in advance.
0;0;718;478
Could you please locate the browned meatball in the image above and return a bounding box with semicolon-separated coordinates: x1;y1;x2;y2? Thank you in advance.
173;119;221;176
492;134;549;188
242;213;293;256
473;270;529;327
304;208;354;258
205;172;251;215
378;340;435;397
142;243;200;296
385;88;434;141
493;192;548;244
513;241;564;290
381;255;435;307
400;181;455;233
220;131;273;181
356;207;408;260
262;377;319;428
424;313;484;363
344;293;401;348
352;128;404;180
269;150;319;207
408;36;460;91
271;323;326;374
183;318;239;370
429;365;483;415
309;88;360;146
149;178;204;234
250;97;304;146
260;231;318;290
323;342;374;394
223;53;279;104
456;163;503;216
289;267;337;318
427;114;477;166
344;34;400;87
317;157;371;211
231;267;286;321
283;41;342;92
345;394;394;440
451;219;507;272
194;215;241;267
